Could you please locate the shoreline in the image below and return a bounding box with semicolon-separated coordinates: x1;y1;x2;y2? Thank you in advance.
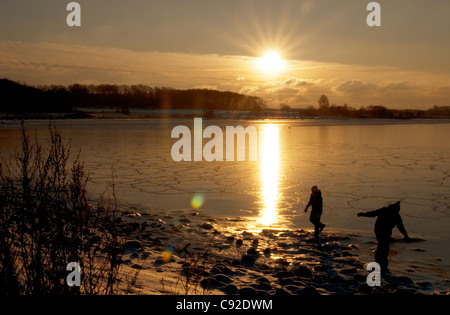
1;118;448;295
1;111;450;123
116;208;450;295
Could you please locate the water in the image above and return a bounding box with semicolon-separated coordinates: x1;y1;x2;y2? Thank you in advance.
1;118;449;288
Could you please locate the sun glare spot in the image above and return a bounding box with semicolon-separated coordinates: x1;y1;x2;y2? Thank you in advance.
259;50;285;74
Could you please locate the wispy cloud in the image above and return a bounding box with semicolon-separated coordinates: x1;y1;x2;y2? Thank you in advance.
0;40;449;109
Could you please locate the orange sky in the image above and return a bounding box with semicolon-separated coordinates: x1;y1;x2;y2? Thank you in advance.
1;0;449;109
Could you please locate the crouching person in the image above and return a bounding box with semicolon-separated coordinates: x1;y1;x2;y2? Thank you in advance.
358;201;410;273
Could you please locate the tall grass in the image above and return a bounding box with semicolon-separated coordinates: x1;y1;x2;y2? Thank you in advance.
0;123;131;295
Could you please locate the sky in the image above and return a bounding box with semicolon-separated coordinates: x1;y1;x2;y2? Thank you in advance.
0;0;449;109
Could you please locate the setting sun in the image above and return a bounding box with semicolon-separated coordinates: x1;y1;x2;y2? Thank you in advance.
259;50;286;74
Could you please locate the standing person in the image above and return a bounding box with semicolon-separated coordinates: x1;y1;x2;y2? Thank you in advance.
357;201;410;273
304;185;326;237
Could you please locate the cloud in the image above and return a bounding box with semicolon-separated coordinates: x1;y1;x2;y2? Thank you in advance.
437;85;450;96
330;79;450;108
238;85;260;95
282;77;315;88
335;80;420;99
1;40;449;109
335;80;378;95
235;77;325;107
336;79;423;96
0;40;253;87
239;77;316;97
194;84;218;90
379;81;414;91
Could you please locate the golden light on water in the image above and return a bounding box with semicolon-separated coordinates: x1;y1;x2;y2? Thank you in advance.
258;124;280;226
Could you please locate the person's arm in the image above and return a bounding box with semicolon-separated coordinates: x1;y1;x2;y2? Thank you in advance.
357;209;379;217
304;196;312;212
396;215;410;239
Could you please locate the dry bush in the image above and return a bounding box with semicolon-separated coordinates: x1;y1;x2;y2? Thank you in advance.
0;123;134;295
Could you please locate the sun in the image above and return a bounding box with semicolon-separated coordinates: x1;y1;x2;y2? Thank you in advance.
259;50;285;74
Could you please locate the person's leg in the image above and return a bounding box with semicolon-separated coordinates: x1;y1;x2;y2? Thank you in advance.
318;217;325;233
310;213;320;237
314;223;320;237
375;237;390;272
318;222;325;234
314;211;325;235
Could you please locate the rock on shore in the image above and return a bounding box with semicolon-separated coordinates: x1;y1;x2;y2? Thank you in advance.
116;209;449;295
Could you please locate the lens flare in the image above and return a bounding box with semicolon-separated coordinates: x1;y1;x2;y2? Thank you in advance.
162;244;175;262
191;192;205;209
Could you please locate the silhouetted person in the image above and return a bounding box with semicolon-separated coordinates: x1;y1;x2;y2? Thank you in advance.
358;201;410;272
304;185;326;237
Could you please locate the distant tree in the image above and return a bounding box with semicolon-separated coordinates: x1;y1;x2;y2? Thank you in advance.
280;103;291;111
367;105;392;118
68;84;89;107
318;95;330;109
0;79;267;114
427;105;450;117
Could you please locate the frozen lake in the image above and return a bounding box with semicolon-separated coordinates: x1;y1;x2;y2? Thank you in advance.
1;118;449;288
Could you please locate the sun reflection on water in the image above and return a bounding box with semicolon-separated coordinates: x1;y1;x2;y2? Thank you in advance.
258;124;280;227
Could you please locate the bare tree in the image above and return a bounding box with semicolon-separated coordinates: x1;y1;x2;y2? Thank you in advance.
318;95;330;109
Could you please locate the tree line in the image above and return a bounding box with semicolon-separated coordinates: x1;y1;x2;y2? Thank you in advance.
0;79;266;114
292;95;450;119
1;80;448;119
